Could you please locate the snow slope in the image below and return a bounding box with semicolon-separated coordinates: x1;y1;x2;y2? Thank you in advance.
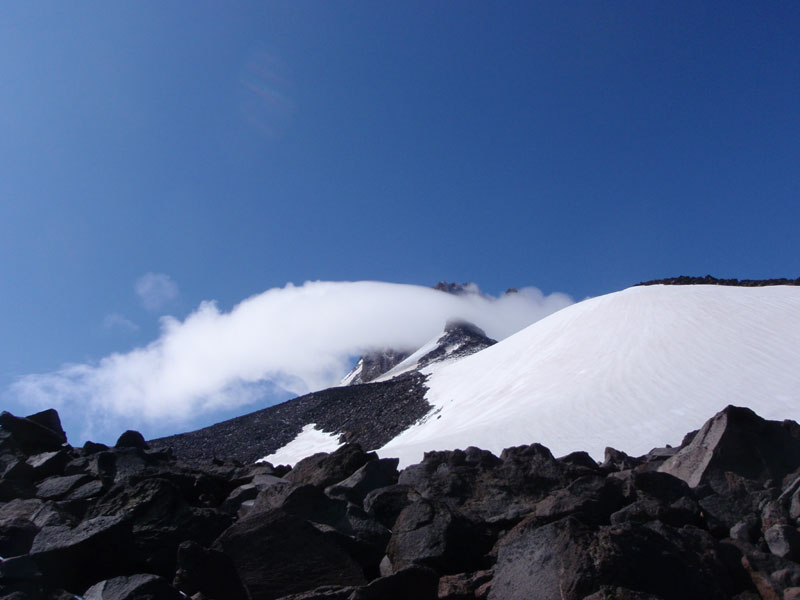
378;285;800;467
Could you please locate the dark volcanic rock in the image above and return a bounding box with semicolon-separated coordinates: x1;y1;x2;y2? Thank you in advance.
115;430;149;450
350;565;439;600
0;411;66;455
399;443;586;524
491;516;734;600
284;444;376;489
363;484;420;529
212;508;366;600
325;457;400;505
637;275;800;287
173;540;248;600
9;405;800;600
659;405;800;492
150;372;430;464
83;574;182;600
29;515;131;592
385;498;488;575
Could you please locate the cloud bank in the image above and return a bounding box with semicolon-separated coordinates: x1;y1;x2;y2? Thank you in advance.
10;281;573;436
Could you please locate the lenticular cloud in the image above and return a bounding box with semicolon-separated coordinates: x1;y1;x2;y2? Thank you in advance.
10;281;572;433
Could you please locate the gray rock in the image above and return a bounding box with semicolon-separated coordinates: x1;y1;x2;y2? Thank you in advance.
212;508;365;600
765;524;800;560
84;574;181;599
385;498;486;575
29;515;131;591
26;451;70;480
35;474;92;500
325;458;399;505
284;444;377;489
659;406;800;492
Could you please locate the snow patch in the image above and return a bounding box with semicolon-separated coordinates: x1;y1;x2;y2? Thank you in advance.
259;424;343;466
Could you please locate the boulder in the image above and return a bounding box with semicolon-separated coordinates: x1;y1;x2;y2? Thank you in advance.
83;574;182;600
26;451;70;480
385;498;487;575
489;516;595;600
529;475;627;527
363;484;419;529
490;517;733;600
602;447;640;472
0;517;39;556
659;406;800;492
25;410;67;444
0;411;66;455
212;509;366;600
35;474;93;500
29;515;131;592
88;477;231;577
765;525;800;561
325;458;400;505
398;444;578;524
173;540;248;600
284;444;377;489
115;431;149;450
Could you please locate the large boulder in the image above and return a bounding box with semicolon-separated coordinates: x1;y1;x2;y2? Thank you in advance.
0;411;66;455
212;508;366;600
88;477;230;577
173;540;248;600
29;515;132;592
325;458;400;505
399;444;588;524
659;406;800;492
284;444;377;489
489;517;735;600
385;498;488;575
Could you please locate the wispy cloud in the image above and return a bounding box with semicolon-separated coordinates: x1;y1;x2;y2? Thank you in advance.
135;272;179;311
103;313;140;334
10;281;573;437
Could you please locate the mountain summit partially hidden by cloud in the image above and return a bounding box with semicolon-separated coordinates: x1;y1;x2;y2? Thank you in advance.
9;281;573;440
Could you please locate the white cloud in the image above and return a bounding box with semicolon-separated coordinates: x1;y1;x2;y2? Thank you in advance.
103;313;140;334
135;272;179;311
10;281;573;436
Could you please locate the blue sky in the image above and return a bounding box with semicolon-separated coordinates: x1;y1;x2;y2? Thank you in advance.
1;2;798;443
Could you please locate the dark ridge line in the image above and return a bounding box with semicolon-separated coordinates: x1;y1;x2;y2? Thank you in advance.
637;275;800;287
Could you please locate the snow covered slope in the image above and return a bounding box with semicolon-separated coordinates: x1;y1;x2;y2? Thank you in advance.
378;284;800;467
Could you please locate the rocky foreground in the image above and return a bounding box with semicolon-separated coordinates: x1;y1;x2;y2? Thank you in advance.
4;407;800;599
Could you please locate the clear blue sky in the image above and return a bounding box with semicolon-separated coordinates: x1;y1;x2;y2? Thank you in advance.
1;2;798;440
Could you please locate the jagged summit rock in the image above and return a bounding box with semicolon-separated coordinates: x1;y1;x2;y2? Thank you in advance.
340;349;412;386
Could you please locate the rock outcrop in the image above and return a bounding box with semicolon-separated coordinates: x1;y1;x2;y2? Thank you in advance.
5;405;800;599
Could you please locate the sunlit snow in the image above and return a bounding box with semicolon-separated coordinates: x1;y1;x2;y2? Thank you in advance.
259;423;342;466
378;285;800;467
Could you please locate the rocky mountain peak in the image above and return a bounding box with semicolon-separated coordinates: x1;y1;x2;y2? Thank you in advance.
340;349;412;386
